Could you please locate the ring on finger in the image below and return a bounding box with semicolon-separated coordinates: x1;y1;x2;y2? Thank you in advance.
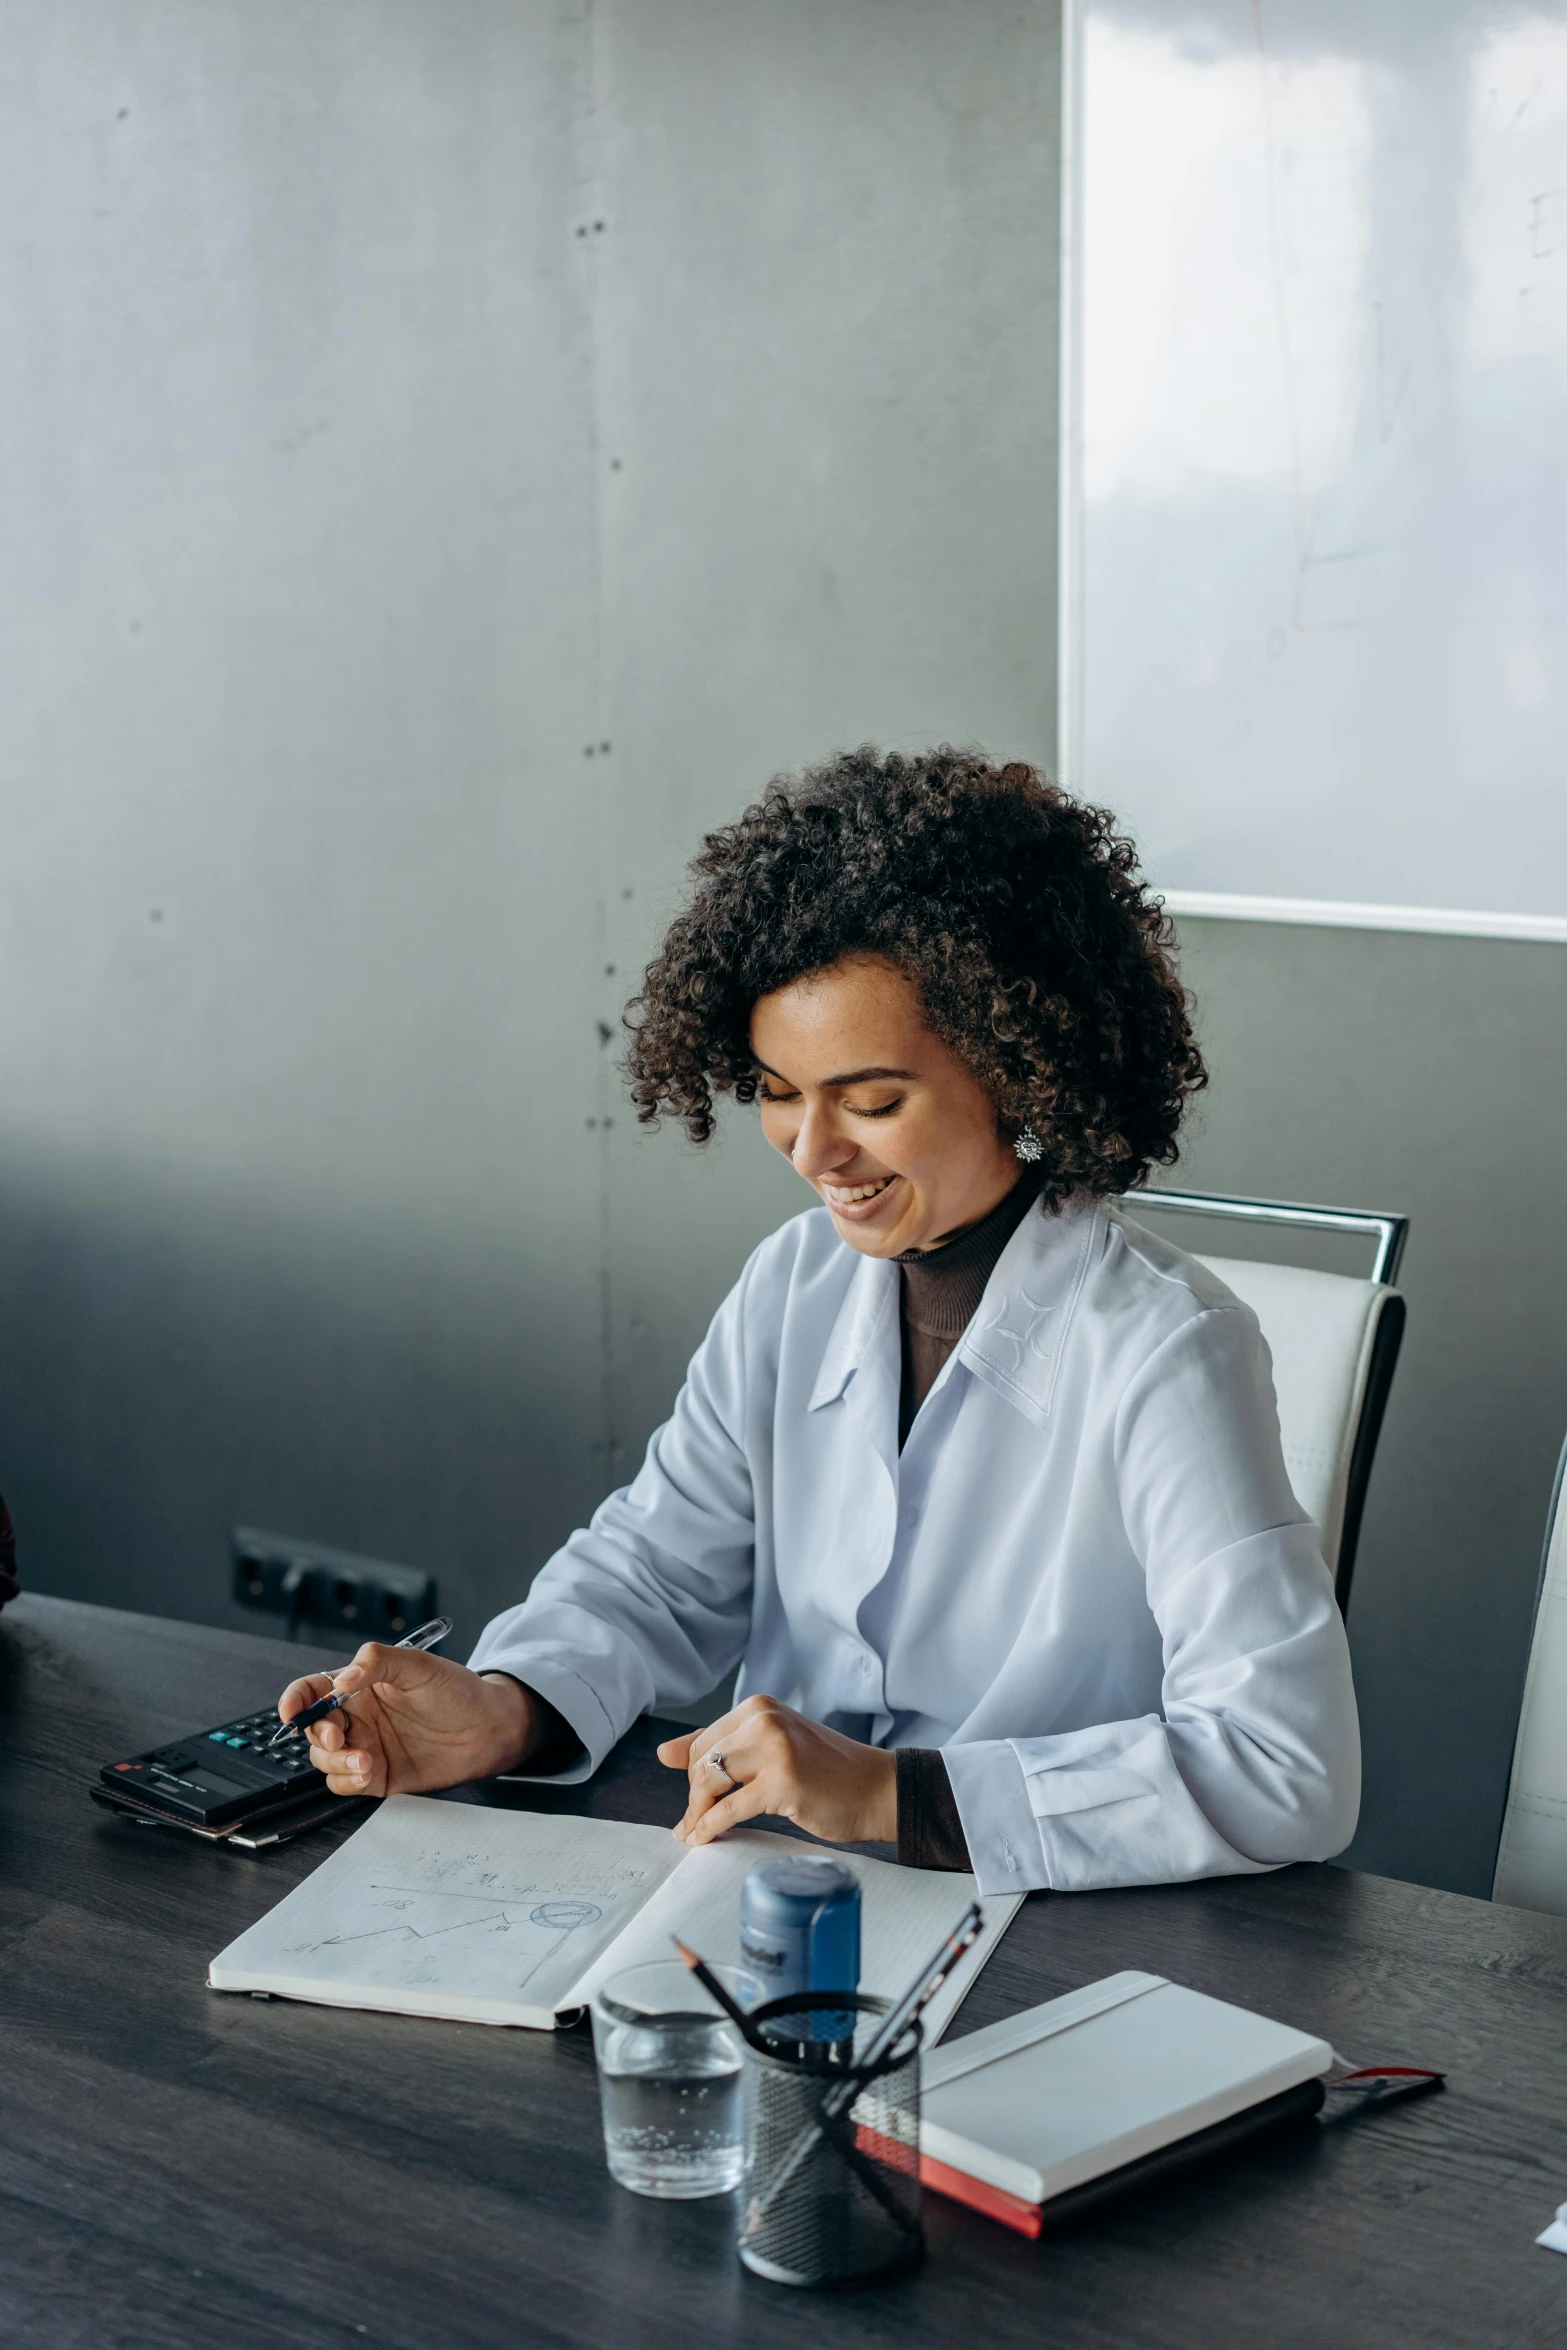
701;1748;738;1792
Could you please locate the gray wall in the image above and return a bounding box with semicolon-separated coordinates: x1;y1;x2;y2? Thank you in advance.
0;5;1060;1655
1;0;608;1637
1152;921;1567;1900
592;0;1063;1473
3;1;1558;1903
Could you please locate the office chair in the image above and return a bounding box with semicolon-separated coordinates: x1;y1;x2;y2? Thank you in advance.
1118;1191;1408;1615
1492;1434;1567;1918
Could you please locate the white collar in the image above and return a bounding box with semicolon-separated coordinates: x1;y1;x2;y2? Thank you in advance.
807;1196;1104;1428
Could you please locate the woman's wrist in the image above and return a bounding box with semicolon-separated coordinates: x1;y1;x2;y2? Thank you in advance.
480;1672;546;1774
864;1745;899;1844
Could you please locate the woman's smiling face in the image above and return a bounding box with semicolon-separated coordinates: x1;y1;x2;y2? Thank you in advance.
748;954;1020;1256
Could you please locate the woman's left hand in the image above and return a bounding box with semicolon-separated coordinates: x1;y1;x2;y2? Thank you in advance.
657;1693;897;1847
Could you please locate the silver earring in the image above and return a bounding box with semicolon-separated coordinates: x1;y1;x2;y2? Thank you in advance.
1014;1125;1044;1164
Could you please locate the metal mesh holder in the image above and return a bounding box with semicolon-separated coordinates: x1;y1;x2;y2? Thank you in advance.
738;1992;923;2290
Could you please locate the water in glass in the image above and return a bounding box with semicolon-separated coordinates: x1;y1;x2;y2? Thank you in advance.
590;1962;750;2199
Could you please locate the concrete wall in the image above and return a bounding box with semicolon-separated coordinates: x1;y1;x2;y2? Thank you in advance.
0;3;1060;1660
591;0;1063;1476
1;0;609;1641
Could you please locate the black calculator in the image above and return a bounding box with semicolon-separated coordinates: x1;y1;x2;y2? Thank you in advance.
101;1708;319;1829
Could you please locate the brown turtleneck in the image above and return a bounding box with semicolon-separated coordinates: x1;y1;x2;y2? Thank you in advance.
895;1167;1045;1447
893;1167;1044;1870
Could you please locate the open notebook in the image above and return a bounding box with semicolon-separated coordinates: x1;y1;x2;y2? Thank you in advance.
208;1794;1020;2035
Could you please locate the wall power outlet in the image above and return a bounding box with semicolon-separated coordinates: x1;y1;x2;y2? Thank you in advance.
231;1526;439;1641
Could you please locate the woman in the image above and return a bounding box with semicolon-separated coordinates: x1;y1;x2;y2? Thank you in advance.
280;749;1359;1895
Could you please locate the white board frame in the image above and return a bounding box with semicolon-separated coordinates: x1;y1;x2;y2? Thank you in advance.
1055;0;1567;949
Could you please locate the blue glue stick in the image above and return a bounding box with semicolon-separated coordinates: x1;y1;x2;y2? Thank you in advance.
740;1854;861;2043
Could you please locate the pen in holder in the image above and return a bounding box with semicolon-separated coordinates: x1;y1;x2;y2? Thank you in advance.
738;1991;923;2290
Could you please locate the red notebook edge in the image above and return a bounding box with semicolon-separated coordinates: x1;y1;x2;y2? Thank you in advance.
910;2076;1329;2239
918;2151;1046;2238
852;2124;1046;2238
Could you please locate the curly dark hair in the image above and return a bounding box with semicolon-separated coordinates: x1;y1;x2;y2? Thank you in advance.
623;747;1205;1209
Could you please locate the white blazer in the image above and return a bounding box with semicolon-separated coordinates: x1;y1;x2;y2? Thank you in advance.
470;1197;1361;1897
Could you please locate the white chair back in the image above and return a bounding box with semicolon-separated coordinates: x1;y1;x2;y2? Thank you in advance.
1196;1254;1402;1599
1493;1442;1567;1917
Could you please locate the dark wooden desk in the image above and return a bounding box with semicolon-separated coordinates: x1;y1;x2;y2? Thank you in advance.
4;1595;1567;2349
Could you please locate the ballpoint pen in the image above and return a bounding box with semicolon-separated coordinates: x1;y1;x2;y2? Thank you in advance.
267;1615;453;1745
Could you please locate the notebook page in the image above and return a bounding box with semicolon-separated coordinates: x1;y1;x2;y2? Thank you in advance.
567;1828;1021;2044
208;1796;684;2023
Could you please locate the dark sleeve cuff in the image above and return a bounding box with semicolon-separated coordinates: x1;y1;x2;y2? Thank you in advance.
481;1673;585;1777
527;1691;586;1775
896;1747;973;1872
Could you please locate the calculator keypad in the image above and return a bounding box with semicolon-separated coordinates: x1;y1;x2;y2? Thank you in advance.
201;1710;316;1783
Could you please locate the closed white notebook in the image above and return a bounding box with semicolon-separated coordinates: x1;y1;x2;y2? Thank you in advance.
207;1794;1020;2036
920;1970;1332;2205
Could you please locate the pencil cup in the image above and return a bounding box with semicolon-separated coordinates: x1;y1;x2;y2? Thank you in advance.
738;1992;923;2289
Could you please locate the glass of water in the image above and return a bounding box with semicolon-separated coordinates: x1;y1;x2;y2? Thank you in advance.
589;1960;751;2199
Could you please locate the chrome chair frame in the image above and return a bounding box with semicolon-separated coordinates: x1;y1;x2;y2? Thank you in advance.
1135;1190;1408;1287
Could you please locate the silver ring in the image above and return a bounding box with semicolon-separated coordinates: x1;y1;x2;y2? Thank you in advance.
702;1749;737;1790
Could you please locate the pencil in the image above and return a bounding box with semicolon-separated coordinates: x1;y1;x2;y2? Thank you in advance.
672;1937;769;2049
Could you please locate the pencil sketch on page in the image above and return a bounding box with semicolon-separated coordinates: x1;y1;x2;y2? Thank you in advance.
268;1802;684;2005
316;1880;608;1996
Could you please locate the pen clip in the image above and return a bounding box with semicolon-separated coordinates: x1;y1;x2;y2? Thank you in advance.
400;1616;454;1652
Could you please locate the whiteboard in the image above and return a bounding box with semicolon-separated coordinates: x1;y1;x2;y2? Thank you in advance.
1064;0;1567;933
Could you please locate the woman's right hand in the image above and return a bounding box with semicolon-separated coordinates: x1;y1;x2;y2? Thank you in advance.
277;1646;539;1799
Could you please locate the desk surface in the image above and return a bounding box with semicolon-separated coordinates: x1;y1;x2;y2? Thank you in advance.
4;1594;1567;2350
